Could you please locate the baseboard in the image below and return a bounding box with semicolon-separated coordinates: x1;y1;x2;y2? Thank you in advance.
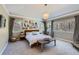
0;41;8;55
72;43;79;48
55;37;79;51
55;37;73;43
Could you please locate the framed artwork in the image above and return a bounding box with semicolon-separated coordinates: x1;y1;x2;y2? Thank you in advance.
23;19;38;29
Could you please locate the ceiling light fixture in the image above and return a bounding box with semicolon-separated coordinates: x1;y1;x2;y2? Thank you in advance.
44;4;47;6
43;12;49;21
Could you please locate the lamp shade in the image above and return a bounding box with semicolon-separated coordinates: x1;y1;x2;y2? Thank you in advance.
42;12;49;20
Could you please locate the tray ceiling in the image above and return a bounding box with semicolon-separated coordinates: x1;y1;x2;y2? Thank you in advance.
5;4;79;20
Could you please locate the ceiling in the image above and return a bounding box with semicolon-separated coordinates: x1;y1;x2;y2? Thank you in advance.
5;4;79;20
5;4;67;19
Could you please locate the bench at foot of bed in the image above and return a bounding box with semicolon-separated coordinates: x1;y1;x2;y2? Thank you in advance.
30;42;41;48
30;39;56;52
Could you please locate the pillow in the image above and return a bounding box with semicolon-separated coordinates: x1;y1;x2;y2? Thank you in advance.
26;32;41;35
26;32;32;35
32;32;40;35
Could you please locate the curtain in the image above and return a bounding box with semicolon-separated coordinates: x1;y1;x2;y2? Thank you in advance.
51;20;54;37
73;15;79;44
9;17;15;41
42;21;47;34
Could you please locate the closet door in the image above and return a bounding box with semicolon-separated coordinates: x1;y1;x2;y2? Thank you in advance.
9;17;15;41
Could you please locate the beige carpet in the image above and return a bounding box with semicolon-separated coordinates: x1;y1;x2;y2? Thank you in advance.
2;39;79;55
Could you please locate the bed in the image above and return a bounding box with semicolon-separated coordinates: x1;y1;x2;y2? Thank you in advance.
25;32;56;51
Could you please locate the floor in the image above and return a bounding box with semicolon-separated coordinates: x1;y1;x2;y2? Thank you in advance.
2;39;79;55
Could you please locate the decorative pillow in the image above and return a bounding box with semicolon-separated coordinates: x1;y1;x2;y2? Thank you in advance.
32;32;40;35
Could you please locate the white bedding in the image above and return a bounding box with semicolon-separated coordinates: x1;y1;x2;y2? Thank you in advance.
26;33;53;46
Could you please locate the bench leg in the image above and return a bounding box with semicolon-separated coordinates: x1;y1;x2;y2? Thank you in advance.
54;40;56;46
40;44;44;52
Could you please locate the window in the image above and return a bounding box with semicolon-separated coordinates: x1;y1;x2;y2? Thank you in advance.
0;15;6;28
0;15;2;27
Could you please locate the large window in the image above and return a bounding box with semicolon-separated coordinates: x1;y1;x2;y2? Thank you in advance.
53;19;75;32
13;18;23;33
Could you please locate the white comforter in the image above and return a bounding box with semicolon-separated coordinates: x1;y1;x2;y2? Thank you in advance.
26;33;53;46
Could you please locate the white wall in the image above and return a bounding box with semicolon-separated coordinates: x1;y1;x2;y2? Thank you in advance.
0;5;9;54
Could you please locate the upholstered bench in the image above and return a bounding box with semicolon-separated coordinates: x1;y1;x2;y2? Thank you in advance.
38;38;56;52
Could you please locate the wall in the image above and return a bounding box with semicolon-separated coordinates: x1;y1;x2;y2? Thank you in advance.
0;5;9;54
54;16;75;42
